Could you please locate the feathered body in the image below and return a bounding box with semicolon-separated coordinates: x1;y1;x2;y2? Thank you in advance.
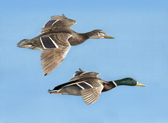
17;14;114;75
48;69;146;105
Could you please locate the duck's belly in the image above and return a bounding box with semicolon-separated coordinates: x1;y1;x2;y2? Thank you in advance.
60;85;82;96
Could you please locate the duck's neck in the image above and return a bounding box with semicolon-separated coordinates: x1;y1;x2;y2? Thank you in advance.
102;81;117;92
68;31;94;46
102;79;133;92
113;79;124;86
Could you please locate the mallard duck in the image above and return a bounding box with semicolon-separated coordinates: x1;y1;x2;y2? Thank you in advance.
17;14;114;76
48;69;146;105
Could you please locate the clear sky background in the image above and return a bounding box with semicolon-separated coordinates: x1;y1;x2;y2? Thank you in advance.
1;0;168;123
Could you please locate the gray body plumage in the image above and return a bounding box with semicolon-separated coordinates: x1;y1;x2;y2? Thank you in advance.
48;69;114;105
48;69;146;105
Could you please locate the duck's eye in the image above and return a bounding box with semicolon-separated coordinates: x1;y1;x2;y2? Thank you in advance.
98;32;105;36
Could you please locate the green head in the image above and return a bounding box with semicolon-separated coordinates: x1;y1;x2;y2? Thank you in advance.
114;78;146;87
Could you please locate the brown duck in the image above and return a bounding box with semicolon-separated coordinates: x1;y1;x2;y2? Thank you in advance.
17;14;115;76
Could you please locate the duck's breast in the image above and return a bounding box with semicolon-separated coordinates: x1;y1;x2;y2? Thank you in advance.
60;84;82;96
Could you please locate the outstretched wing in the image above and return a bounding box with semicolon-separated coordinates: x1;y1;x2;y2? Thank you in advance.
81;83;103;105
50;79;103;105
69;68;100;81
41;14;77;33
40;33;72;75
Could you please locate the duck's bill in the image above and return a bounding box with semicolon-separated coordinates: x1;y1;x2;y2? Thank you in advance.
136;82;146;87
104;35;115;39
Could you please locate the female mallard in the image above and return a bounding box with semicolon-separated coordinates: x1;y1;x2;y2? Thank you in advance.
17;14;114;76
48;69;146;105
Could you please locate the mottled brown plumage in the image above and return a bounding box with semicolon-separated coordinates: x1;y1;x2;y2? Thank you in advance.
17;14;114;75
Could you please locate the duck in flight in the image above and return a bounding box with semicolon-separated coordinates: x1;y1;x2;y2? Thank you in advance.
17;14;115;76
48;69;146;105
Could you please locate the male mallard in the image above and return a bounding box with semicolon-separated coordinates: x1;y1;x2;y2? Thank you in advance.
17;14;114;76
48;69;146;105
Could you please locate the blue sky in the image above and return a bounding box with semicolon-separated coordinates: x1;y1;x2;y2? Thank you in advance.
1;0;168;122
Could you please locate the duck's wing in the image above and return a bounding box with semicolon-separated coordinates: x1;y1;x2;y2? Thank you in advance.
69;68;100;81
41;14;77;33
50;79;103;105
40;33;72;75
51;80;94;96
81;82;103;105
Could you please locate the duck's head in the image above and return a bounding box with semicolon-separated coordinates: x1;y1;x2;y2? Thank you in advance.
89;30;115;39
114;78;146;87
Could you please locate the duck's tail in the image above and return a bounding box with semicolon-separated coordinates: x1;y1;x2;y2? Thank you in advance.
17;39;42;50
17;39;31;48
48;89;62;94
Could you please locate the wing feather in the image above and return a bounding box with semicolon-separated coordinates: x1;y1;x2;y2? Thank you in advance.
81;84;103;105
41;14;77;33
40;33;71;75
70;71;100;82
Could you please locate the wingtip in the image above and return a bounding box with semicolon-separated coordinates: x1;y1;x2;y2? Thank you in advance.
62;14;65;17
79;68;84;72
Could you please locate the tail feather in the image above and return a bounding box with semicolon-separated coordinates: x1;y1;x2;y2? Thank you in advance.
17;39;32;48
48;89;61;94
17;39;42;50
